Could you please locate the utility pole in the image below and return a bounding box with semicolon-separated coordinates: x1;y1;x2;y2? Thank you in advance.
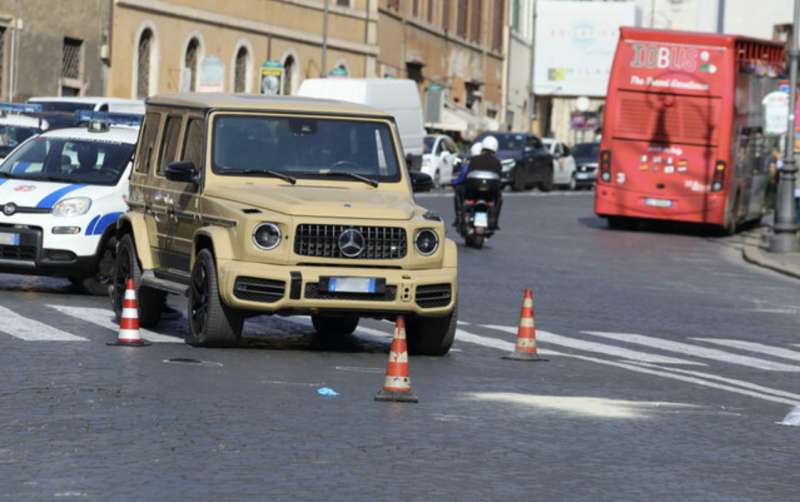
716;0;725;33
770;0;800;253
320;0;329;78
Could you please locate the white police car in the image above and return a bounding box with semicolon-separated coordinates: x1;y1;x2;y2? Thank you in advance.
0;103;48;160
0;112;140;294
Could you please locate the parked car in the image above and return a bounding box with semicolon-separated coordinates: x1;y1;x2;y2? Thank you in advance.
0;103;49;160
475;132;553;191
422;134;460;188
542;138;577;190
571;142;600;189
297;78;426;170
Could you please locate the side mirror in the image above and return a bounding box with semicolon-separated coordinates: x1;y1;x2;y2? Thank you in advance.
410;171;433;193
165;160;198;183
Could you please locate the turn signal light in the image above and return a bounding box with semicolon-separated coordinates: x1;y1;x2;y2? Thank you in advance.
711;160;726;192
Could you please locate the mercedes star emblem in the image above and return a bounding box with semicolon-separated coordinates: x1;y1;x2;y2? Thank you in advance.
2;203;16;216
338;228;365;258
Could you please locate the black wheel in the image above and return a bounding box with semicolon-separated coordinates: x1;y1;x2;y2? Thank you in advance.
111;234;163;328
607;216;633;230
80;236;116;296
465;234;484;249
311;314;359;337
186;249;243;347
406;300;457;356
511;168;526;192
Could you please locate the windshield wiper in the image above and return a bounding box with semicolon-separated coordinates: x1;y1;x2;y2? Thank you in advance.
223;168;296;184
322;171;379;188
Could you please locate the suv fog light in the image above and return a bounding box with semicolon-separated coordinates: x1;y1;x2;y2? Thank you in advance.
52;226;81;235
415;229;439;255
253;223;282;250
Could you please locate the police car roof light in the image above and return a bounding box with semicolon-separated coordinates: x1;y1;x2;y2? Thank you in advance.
74;111;143;129
0;102;44;116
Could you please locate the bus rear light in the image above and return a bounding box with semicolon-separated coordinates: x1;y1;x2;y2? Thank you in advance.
711;160;726;192
599;150;612;182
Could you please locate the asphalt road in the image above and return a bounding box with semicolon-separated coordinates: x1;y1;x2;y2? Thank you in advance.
1;190;798;501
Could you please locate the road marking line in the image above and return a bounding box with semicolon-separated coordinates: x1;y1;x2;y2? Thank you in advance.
48;305;183;343
779;406;800;426
0;306;88;341
692;338;800;362
582;331;800;372
455;327;800;406
481;325;705;366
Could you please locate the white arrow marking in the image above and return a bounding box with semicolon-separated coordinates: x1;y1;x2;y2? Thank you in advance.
0;306;87;341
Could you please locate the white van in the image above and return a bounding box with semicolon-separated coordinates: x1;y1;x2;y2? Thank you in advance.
27;97;145;115
297;79;425;169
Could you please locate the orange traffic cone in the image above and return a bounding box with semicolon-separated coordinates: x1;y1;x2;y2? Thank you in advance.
375;316;418;403
108;279;151;347
502;288;545;361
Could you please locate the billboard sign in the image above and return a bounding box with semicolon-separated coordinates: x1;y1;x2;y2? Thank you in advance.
534;1;638;97
260;59;284;95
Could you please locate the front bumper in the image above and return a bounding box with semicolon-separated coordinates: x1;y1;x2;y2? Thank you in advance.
0;225;98;277
217;259;457;317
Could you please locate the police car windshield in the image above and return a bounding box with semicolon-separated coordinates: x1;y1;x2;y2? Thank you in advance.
0;136;134;186
212;115;400;182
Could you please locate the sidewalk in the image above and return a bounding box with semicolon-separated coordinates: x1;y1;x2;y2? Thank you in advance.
741;227;800;280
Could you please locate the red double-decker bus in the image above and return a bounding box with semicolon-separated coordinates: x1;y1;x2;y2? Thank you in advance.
595;28;785;232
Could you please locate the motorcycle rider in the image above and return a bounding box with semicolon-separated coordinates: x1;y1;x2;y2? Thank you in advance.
452;142;484;227
453;136;503;230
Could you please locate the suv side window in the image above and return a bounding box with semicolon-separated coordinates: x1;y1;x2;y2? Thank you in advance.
135;112;160;173
158;115;183;176
181;118;205;169
525;136;542;150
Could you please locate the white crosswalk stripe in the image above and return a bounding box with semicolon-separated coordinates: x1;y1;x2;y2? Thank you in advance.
0;305;88;341
582;331;800;372
482;324;706;366
692;338;800;363
48;305;183;343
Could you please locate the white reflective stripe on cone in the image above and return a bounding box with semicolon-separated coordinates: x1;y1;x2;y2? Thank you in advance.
118;329;142;341
516;337;537;349
121;308;139;319
519;318;534;328
384;376;411;389
388;351;408;363
124;289;137;300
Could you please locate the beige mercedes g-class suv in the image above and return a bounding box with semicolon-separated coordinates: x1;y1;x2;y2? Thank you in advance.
111;94;457;355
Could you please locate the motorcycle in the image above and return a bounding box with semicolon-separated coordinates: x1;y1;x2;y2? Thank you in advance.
457;170;501;249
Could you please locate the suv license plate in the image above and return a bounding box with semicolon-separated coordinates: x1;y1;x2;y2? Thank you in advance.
644;198;673;208
0;233;20;246
474;212;488;228
328;277;378;294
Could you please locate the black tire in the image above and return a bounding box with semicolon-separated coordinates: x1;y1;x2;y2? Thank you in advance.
311;314;359;337
465;234;484;249
511;168;526;192
607;216;633;230
406;300;457;356
111;234;164;328
81;235;116;296
186;249;243;347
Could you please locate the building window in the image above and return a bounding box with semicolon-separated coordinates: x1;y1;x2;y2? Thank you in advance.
465;81;481;110
387;0;400;10
427;0;434;22
469;0;482;43
234;46;248;93
412;0;419;17
493;0;505;51
336;0;350;6
442;0;451;32
184;38;201;92
406;62;423;84
511;0;520;33
283;55;295;95
61;37;83;96
136;29;153;98
456;0;468;38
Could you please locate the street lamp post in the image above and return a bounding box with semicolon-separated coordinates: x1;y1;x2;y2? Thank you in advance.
320;0;329;78
771;0;800;253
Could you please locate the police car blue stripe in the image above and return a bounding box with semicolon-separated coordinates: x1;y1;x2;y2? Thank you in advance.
85;215;101;235
12;162;30;174
92;212;123;236
36;184;87;209
0;178;7;186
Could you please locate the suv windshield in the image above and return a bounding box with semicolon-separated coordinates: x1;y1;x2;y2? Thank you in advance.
572;143;600;162
0;136;134;186
212;115;400;182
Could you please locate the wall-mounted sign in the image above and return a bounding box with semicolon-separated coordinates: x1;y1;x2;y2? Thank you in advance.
197;55;225;93
260;59;284;95
762;90;789;135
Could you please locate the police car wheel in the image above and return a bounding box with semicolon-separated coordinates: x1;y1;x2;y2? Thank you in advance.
406;299;457;357
112;234;163;328
186;249;243;347
81;237;116;296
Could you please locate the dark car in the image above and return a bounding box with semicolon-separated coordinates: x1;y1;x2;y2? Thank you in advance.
571;142;600;189
475;132;554;191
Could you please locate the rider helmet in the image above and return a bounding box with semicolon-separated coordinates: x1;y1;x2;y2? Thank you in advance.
470;142;483;157
481;136;499;153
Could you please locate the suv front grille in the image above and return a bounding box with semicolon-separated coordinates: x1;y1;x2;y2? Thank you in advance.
294;224;407;260
415;284;452;308
234;277;286;303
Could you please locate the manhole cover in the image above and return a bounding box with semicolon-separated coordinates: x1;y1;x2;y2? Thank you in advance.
163;358;223;367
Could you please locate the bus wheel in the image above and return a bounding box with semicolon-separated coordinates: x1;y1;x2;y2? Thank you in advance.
607;216;632;230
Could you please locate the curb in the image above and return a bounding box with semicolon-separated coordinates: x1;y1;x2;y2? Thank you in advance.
742;243;800;280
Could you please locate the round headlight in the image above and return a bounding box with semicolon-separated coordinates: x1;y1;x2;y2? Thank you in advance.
252;223;282;250
415;229;439;256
